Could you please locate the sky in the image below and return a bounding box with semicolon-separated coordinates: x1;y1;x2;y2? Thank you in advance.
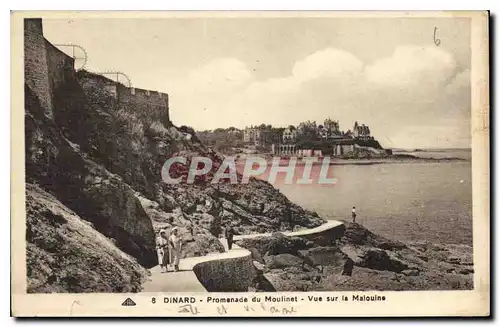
43;16;471;149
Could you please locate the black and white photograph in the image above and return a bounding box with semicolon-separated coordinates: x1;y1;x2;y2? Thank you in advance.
11;11;489;317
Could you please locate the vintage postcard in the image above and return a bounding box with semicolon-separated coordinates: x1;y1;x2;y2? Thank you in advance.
11;11;489;317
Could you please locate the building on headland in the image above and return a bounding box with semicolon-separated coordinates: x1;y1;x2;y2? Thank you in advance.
352;121;372;140
282;126;298;143
24;18;170;126
324;118;340;134
318;118;341;139
243;128;260;145
270;118;381;157
243;126;281;149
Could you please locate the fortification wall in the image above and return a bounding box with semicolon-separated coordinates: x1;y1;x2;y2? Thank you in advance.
44;40;75;96
116;84;170;125
25;18;170;126
24;19;53;119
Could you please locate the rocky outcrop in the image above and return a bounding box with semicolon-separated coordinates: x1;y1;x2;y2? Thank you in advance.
297;246;348;267
235;228;344;292
341;222;406;250
264;254;304;269
236;232;312;257
25;83;156;267
26;184;148;293
240;222;473;292
54;72;326;241
25;67;326;292
137;197;225;257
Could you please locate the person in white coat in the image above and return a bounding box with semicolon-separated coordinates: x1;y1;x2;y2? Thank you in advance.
155;230;169;273
168;227;182;271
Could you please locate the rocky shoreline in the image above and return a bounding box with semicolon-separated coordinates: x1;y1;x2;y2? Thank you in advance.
234;154;468;166
238;222;473;292
24;66;472;293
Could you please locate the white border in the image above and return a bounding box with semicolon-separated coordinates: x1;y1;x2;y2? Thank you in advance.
4;1;496;325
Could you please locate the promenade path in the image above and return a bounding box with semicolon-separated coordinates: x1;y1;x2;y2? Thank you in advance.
141;220;343;292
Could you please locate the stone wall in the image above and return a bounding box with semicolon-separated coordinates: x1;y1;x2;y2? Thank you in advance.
192;252;256;292
25;18;170;127
116;84;170;125
24;19;53;119
45;39;75;99
296;223;346;246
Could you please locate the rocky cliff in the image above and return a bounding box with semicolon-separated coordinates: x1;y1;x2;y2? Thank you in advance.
25;21;470;293
25;64;323;291
26;184;148;293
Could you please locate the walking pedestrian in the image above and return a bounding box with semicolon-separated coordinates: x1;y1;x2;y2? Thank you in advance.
163;217;174;271
225;225;234;251
169;227;182;272
155;230;169;273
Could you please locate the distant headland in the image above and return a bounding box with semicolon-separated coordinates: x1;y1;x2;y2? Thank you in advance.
196;120;469;162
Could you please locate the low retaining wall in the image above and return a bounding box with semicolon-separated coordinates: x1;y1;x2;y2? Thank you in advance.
297;224;346;246
192;250;256;292
233;220;346;245
191;221;345;292
143;221;345;292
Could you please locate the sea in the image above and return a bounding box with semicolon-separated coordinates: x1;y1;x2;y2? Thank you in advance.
272;149;473;245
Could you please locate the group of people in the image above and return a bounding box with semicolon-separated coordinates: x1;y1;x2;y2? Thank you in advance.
155;207;355;273
155;221;238;273
155;221;183;273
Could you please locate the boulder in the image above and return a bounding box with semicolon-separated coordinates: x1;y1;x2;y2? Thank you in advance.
263;272;315;292
359;248;409;273
236;233;310;258
181;233;225;258
297;246;348;267
248;247;265;264
253;261;266;274
264;254;304;269
341;222;406;250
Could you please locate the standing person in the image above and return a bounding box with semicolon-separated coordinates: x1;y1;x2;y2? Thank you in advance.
163;218;174;271
169;227;182;272
225;225;234;251
155;230;169;273
352;206;357;223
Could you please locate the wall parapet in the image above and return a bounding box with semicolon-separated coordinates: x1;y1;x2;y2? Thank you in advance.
192;248;255;292
142;221;345;292
76;70;170;125
193;221;345;291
